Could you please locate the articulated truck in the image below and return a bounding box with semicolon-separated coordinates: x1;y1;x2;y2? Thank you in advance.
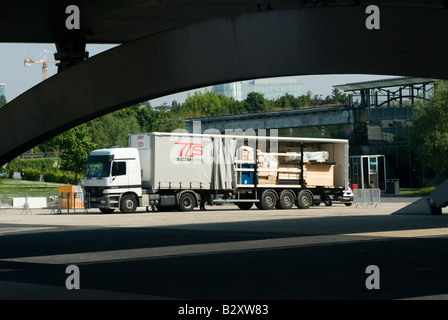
84;132;353;213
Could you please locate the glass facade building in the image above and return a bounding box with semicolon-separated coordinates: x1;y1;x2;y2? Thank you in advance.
0;83;5;98
333;77;436;188
214;77;304;101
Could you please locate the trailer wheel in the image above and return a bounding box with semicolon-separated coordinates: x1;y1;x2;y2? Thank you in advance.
276;190;295;209
120;194;138;213
178;192;196;211
296;190;312;209
236;202;253;210
259;190;277;210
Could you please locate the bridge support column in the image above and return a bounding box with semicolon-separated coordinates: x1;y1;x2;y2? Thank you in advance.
393;180;448;215
55;36;89;71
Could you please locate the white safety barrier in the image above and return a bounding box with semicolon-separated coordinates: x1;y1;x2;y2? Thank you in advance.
353;189;382;207
0;192;90;214
0;193;44;214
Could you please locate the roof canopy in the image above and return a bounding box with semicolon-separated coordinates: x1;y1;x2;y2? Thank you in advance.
333;77;436;92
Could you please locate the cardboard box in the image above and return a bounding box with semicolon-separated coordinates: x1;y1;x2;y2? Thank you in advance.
278;173;300;180
258;175;277;185
278;166;300;173
305;164;334;187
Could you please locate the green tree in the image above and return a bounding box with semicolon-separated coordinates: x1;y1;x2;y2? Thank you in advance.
410;80;448;179
297;91;313;108
87;109;142;148
330;88;349;105
181;90;230;117
133;103;157;132
56;124;97;184
38;136;60;153
229;97;246;114
153;106;186;132
0;95;6;108
245;92;268;113
275;93;297;110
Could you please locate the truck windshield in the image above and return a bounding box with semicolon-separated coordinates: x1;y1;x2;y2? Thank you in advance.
86;155;114;178
86;161;111;178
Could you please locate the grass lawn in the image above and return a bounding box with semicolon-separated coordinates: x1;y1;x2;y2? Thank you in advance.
399;187;436;196
0;179;65;196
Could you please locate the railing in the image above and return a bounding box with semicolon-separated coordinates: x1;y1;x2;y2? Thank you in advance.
0;192;90;214
353;188;382;207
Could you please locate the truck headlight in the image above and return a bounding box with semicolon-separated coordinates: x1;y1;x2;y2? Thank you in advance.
100;197;110;204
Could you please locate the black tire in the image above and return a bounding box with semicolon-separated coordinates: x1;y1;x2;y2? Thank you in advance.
296;190;312;209
236;202;253;210
259;190;277;210
344;202;353;207
120;194;138;213
277;190;295;209
324;200;333;206
178;192;196;211
99;208;115;214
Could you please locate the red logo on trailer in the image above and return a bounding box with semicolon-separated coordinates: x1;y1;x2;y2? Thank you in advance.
175;142;203;157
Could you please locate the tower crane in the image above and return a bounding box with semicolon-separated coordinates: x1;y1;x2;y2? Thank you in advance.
24;50;60;80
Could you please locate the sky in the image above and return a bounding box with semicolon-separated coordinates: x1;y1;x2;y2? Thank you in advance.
0;42;402;106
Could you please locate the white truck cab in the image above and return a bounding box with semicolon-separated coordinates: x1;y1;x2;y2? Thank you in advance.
84;147;142;213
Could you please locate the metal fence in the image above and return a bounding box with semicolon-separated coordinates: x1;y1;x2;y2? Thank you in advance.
0;192;90;214
353;188;382;207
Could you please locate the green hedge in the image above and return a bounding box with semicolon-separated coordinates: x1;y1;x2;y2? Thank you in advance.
7;158;57;173
23;169;41;181
7;169;80;185
42;171;78;184
6;158;83;184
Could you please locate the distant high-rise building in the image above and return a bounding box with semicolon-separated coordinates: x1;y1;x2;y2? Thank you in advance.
213;77;304;101
213;82;244;101
0;83;5;99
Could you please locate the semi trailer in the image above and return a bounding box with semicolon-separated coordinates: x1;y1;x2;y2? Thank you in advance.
84;132;353;213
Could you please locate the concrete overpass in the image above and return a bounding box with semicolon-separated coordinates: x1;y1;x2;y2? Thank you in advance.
1;1;448;165
186;105;354;133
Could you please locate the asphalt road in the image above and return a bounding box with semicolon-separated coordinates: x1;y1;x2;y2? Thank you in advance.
1;197;448;303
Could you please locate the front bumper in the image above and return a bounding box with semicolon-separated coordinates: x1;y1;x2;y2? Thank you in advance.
89;196;116;209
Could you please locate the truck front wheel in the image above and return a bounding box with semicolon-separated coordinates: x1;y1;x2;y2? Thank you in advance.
120;194;138;213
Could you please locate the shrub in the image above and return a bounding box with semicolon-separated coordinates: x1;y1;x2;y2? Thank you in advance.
6;158;57;173
42;171;79;185
23;169;41;181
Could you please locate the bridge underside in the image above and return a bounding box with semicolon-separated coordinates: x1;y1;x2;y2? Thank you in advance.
1;6;447;165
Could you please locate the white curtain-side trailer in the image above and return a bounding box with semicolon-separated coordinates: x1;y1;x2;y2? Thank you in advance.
84;132;353;213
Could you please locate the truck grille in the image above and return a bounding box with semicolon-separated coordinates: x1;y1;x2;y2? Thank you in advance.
85;186;104;197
